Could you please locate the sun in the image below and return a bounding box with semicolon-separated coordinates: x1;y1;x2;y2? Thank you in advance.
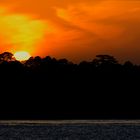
14;51;31;61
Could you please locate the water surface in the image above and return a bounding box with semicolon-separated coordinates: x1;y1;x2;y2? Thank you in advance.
0;120;140;139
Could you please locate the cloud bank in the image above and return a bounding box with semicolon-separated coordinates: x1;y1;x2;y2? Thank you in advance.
0;0;140;63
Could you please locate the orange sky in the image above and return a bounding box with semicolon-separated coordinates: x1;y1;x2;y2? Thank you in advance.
0;0;140;63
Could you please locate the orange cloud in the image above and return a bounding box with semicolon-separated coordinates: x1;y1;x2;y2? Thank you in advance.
0;6;50;56
0;0;140;63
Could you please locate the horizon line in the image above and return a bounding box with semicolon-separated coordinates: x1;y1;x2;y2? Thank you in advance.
0;120;140;125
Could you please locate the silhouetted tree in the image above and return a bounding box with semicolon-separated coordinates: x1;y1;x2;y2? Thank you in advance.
25;57;34;67
0;52;15;62
124;61;134;68
92;55;118;67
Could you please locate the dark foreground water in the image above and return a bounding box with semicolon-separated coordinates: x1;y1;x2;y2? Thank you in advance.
0;120;140;139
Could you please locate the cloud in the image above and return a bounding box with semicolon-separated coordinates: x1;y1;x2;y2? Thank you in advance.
0;0;140;63
0;7;47;55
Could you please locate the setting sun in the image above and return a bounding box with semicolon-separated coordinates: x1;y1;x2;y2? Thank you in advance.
14;51;31;61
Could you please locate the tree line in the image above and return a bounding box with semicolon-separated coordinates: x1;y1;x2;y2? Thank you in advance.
0;52;139;119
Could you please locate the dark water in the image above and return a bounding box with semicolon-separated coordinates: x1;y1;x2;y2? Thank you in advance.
0;121;140;139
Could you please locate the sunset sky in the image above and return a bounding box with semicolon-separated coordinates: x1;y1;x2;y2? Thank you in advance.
0;0;140;63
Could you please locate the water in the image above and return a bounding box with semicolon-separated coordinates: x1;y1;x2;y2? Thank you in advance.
0;120;140;139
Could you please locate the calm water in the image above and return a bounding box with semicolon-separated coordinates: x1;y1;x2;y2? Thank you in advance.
0;120;140;139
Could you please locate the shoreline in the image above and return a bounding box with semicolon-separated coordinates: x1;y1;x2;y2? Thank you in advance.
0;120;140;125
